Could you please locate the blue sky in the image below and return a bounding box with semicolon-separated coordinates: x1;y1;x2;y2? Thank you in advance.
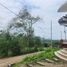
0;0;67;40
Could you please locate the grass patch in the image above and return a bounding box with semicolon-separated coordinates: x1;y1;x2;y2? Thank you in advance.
13;48;60;67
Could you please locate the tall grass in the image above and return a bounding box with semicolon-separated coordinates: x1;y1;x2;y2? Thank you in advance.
13;48;59;67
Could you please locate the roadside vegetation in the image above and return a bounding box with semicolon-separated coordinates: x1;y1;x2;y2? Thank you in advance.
0;8;60;58
0;31;59;58
13;48;60;67
22;48;59;64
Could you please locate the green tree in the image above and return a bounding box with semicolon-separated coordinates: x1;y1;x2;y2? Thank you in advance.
8;8;40;48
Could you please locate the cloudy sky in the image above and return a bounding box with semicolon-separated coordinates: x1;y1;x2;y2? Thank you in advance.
0;0;67;40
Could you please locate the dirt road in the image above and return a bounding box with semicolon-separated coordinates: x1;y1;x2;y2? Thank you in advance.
0;52;41;67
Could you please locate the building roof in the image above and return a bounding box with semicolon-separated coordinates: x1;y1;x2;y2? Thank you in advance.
58;2;67;12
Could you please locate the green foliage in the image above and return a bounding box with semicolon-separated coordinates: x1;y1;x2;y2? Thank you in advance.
21;48;59;64
0;31;59;58
13;48;59;67
0;34;21;57
9;39;21;56
52;41;59;47
0;33;45;58
0;30;59;58
0;8;59;58
43;43;49;47
0;38;8;57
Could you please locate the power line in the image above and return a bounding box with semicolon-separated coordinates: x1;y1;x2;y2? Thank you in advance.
0;1;43;30
0;2;18;16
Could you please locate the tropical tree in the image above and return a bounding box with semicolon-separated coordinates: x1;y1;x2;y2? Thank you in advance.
8;8;40;47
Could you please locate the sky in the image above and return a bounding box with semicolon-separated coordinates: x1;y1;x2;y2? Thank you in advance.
0;0;67;40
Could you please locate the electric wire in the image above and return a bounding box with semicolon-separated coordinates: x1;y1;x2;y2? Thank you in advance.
0;2;18;16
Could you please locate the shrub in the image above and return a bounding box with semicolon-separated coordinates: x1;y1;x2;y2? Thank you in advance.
21;48;59;64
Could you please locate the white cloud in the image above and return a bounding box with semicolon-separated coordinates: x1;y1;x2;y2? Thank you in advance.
0;0;67;39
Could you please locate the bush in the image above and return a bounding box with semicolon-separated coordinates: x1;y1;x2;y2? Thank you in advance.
21;48;59;64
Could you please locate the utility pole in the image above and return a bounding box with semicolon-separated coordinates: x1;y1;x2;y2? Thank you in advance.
51;20;52;48
64;26;66;40
60;31;62;39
